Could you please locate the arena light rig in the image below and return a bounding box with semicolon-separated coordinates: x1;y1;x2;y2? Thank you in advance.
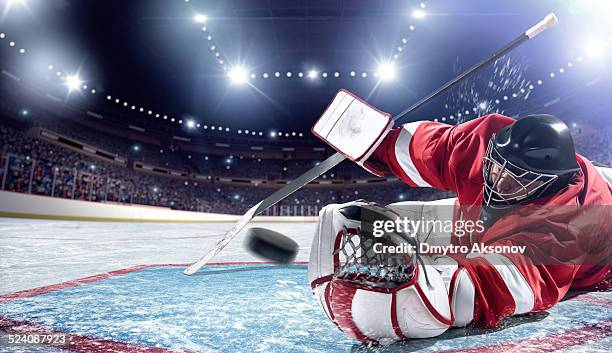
184;13;560;276
194;14;207;23
376;63;396;81
65;75;82;92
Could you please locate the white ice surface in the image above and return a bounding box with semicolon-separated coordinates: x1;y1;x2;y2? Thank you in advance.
0;218;317;295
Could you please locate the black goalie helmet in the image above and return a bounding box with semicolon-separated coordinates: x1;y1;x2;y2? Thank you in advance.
482;114;580;209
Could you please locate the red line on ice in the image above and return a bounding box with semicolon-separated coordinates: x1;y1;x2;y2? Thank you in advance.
0;261;307;303
0;262;609;353
0;315;206;353
437;320;612;353
571;292;612;309
0;261;309;352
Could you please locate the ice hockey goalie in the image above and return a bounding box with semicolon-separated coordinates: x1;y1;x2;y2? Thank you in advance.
308;90;611;344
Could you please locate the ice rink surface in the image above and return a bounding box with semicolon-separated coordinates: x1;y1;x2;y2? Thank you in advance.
0;218;610;353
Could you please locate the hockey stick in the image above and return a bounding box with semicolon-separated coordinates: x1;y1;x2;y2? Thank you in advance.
184;13;558;275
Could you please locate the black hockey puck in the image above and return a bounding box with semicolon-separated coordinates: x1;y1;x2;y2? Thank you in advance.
244;227;298;264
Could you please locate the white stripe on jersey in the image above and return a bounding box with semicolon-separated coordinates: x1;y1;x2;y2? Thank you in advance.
470;253;535;314
594;166;612;185
395;122;432;187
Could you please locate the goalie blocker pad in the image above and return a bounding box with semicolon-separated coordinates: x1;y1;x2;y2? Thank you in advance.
312;89;393;177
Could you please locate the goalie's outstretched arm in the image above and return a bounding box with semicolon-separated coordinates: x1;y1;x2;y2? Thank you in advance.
312;90;515;198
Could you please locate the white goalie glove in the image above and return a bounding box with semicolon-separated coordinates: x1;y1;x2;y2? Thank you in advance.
312;90;393;177
307;201;462;345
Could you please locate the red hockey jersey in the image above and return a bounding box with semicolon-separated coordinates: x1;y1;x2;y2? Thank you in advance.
371;114;612;327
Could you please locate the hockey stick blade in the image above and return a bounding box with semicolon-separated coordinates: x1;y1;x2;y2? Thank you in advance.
184;201;262;275
184;13;557;275
183;152;346;275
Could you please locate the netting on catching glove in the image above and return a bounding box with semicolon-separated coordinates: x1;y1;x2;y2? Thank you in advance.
333;226;417;288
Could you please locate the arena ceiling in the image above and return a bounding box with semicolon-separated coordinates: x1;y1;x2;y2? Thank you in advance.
0;0;610;141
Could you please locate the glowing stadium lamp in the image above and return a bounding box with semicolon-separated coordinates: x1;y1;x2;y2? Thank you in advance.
66;75;81;92
412;9;426;19
308;70;318;79
229;67;248;84
585;39;606;58
194;14;207;23
377;63;396;81
270;131;277;138
186;120;196;129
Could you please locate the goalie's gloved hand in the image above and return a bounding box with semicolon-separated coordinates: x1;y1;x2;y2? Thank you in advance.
308;201;453;344
312;90;393;177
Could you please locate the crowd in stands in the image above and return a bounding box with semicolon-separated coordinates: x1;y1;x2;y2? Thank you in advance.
0;123;456;215
35;118;196;172
573;130;611;167
2;111;610;215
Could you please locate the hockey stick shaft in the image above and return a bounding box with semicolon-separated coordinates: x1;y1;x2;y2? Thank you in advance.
184;13;558;275
393;13;558;123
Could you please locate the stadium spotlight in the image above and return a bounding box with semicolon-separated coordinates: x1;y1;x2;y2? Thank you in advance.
377;63;396;81
412;9;426;19
585;39;606;58
308;70;318;79
132;145;140;152
229;67;248;84
186;120;196;128
21;109;28;116
66;75;82;92
270;131;277;138
194;14;207;23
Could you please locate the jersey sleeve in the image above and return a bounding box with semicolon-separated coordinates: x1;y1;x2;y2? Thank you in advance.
447;215;609;329
452;244;583;328
371;115;515;193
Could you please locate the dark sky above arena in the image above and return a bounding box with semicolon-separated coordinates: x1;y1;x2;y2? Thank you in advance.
0;0;610;140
